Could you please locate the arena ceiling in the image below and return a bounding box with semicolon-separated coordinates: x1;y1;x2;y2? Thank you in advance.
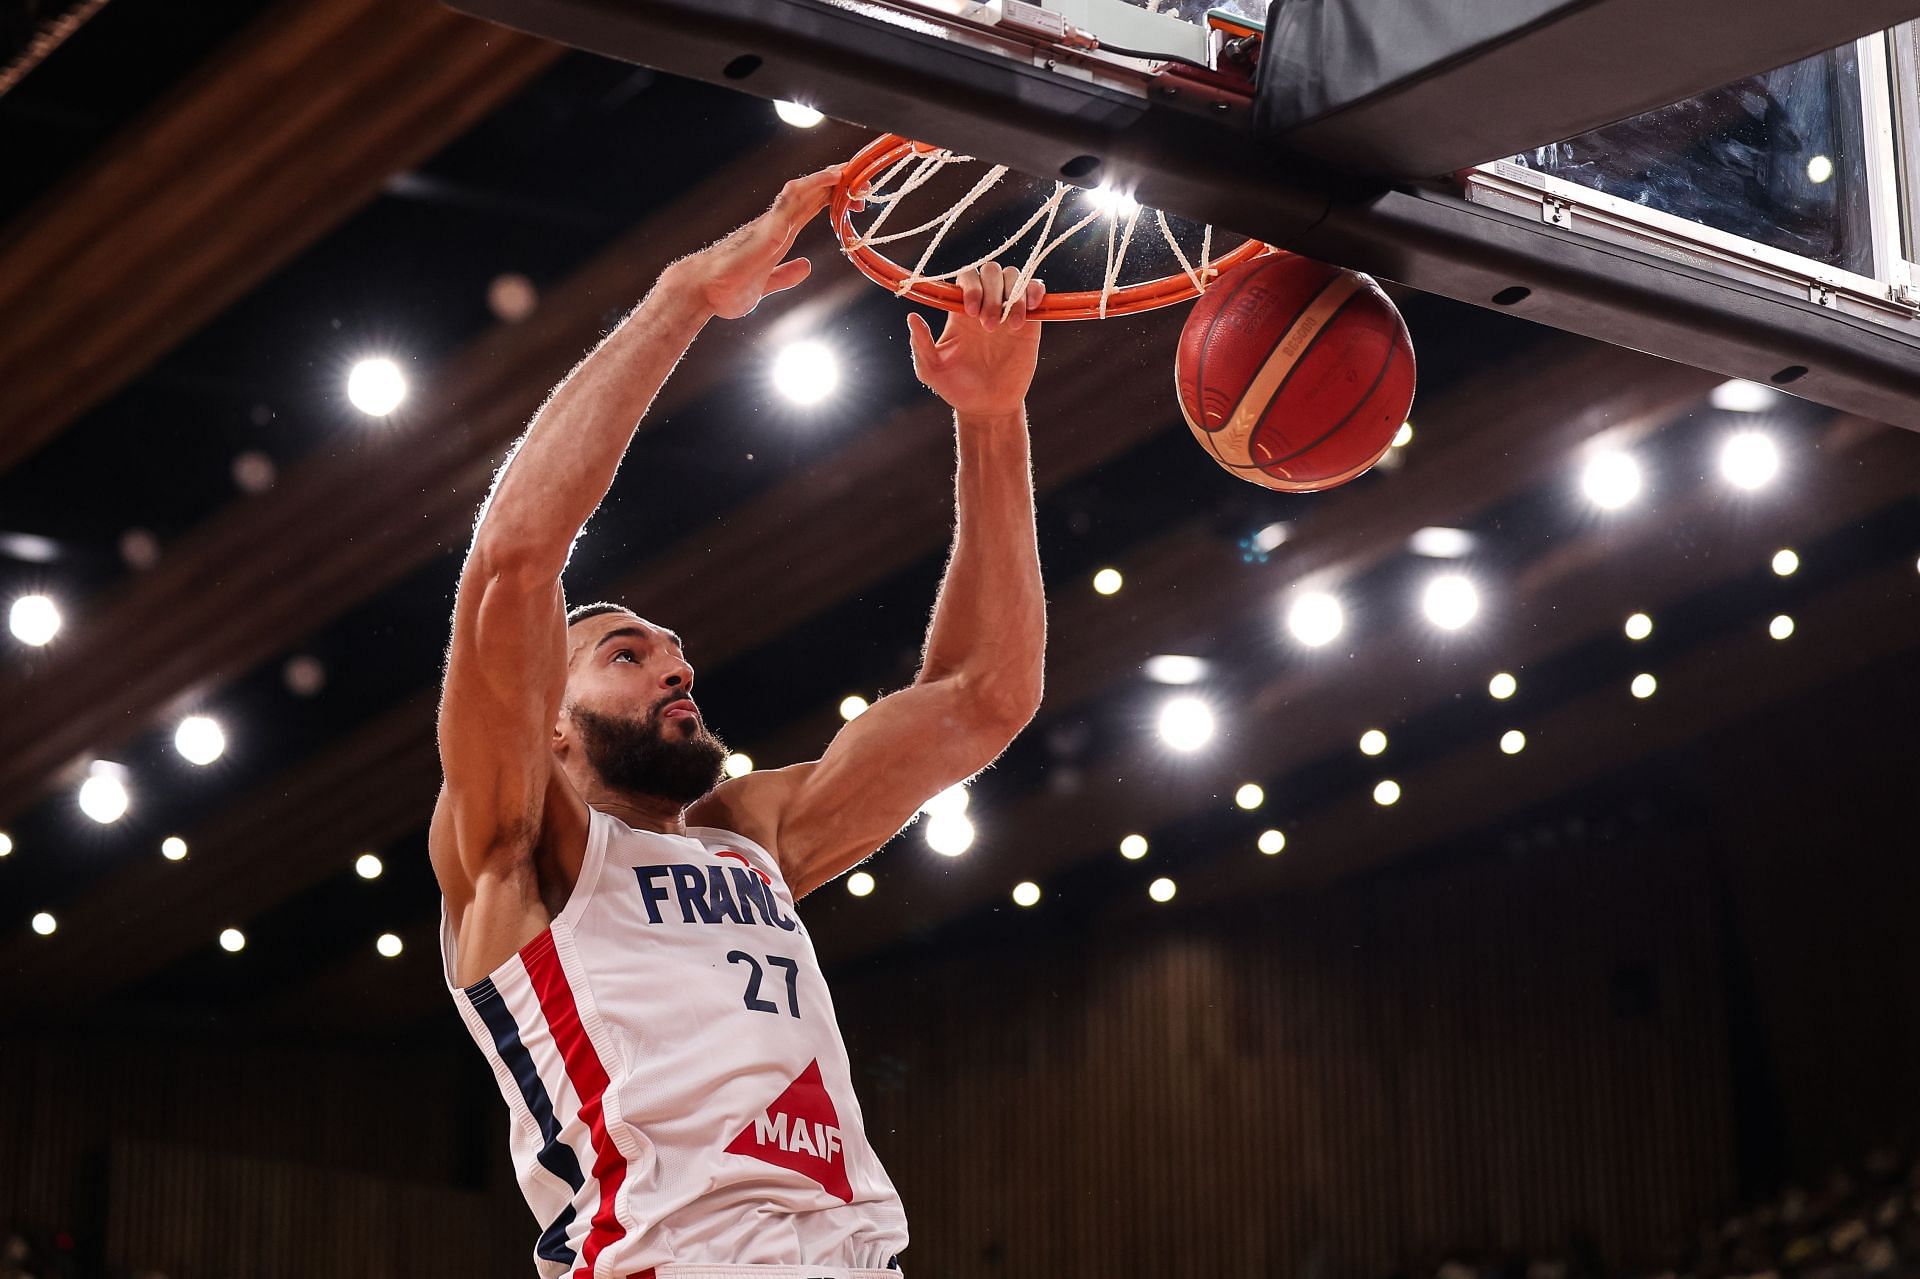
1;0;1916;1041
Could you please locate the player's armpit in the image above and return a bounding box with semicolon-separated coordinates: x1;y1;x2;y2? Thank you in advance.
736;676;1031;898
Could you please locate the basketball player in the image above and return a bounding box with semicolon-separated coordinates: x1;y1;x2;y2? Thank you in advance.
429;164;1047;1279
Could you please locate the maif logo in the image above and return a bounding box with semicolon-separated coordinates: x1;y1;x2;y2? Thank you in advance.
724;1058;853;1202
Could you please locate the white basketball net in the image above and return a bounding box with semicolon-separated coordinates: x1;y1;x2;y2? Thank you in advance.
844;146;1218;319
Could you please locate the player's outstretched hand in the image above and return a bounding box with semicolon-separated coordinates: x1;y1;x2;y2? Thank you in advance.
905;262;1046;419
672;165;843;320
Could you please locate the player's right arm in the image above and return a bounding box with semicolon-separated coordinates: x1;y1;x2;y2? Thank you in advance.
430;166;843;985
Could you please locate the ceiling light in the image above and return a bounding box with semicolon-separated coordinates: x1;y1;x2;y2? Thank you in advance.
355;853;384;880
1719;431;1780;490
1422;574;1479;630
1488;672;1517;700
1581;450;1642;510
925;813;975;855
838;694;869;721
347;358;407;416
1257;829;1286;855
1252;522;1289;553
1710;379;1779;413
1359;729;1387;756
1148;877;1177;903
1372;779;1402;806
1772;549;1799;576
723;752;755;777
1631;673;1658;699
1500;730;1526;755
377;933;405;958
1624;612;1653;641
0;831;11;858
1769;614;1795;640
161;836;188;861
1157;695;1214;752
1409;526;1475;559
771;340;839;406
219;928;247;954
1011;881;1041;907
175;715;226;766
1086;183;1139;217
920;784;970;818
1234;783;1264;809
78;770;130;824
773;100;825;127
1807;154;1833;183
1391;422;1413;448
846;870;875;897
31;913;56;936
1144;654;1208;685
9;593;62;646
1093;567;1123;595
1286;591;1344;647
1119;834;1148;860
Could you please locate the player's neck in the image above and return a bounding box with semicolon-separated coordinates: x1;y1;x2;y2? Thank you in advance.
583;785;688;836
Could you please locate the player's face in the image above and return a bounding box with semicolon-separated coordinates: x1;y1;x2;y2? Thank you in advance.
561;613;728;804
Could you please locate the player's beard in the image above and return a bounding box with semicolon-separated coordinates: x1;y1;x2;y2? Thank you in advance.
569;698;728;806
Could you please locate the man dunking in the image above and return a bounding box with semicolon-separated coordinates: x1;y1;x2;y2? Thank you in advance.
429;165;1047;1278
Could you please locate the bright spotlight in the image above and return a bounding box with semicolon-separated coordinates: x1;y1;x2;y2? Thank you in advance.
1234;783;1264;810
79;772;130;824
219;928;247;953
1710;379;1779;413
771;341;839;406
838;694;869;721
175;715;226;766
920;784;971;819
0;832;11;858
1391;422;1413;448
1624;612;1653;641
1409;527;1475;559
1422;574;1479;631
1157;695;1214;752
1500;730;1526;755
925;813;975;856
773;99;825;127
1771;549;1800;577
1086;183;1139;217
1372;779;1402;806
1807;154;1834;183
1581;450;1642;510
1092;567;1124;595
1148;877;1177;903
377;932;405;958
847;870;876;897
347;358;407;416
723;752;755;778
1631;673;1658;699
1359;729;1388;756
1257;829;1286;855
355;853;384;880
1144;654;1208;685
1488;672;1517;700
1287;591;1344;647
1119;834;1149;860
1011;881;1042;908
1769;614;1795;641
8;594;60;646
1719;432;1780;491
31;912;56;936
161;836;188;861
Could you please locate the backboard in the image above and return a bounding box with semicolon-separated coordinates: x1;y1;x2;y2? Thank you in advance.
446;0;1920;428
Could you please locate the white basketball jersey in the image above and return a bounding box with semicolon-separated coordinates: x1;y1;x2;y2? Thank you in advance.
439;807;909;1277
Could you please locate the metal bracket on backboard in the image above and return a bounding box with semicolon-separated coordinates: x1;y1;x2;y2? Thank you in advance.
1541;196;1571;229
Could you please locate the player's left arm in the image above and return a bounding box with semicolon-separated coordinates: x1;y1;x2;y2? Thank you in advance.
692;264;1048;898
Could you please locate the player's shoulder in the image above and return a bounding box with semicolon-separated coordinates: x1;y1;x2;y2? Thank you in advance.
686;762;816;878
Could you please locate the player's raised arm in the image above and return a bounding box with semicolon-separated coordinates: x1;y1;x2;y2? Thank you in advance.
430;167;842;972
697;263;1049;898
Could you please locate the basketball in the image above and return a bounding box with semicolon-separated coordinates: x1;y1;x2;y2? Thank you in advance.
1176;253;1416;492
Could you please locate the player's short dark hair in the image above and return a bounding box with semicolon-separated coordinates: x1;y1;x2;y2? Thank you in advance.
566;601;634;627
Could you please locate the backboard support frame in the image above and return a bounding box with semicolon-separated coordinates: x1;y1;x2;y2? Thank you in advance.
446;0;1920;429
